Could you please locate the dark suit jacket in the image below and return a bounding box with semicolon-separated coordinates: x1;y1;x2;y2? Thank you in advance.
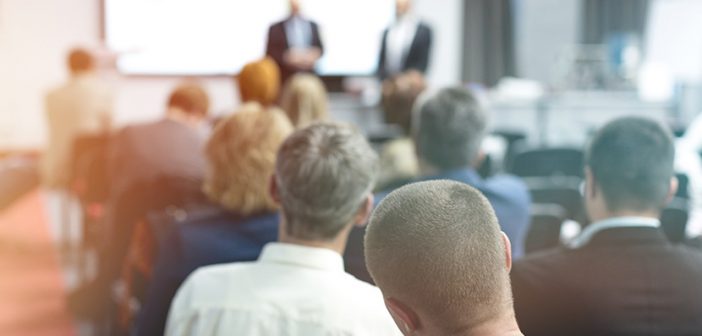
135;206;279;336
345;168;530;284
511;226;702;336
265;18;324;83
377;22;433;80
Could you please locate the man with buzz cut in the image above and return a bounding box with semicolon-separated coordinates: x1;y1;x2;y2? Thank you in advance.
166;122;400;336
365;180;524;336
511;117;702;336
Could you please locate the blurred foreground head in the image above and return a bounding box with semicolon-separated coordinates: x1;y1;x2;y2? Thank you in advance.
280;74;328;129
238;57;281;106
67;48;95;75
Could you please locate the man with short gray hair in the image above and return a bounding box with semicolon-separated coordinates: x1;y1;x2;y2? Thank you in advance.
166;122;400;335
346;86;530;284
366;180;524;335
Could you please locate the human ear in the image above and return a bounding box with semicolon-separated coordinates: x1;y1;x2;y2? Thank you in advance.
666;176;679;204
385;298;419;335
354;194;374;228
501;232;513;272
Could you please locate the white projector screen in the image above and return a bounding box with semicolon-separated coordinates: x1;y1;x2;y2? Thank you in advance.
104;0;395;76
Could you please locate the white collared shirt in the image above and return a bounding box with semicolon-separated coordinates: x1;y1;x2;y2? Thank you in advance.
166;243;401;336
569;216;661;249
385;15;419;75
285;15;312;48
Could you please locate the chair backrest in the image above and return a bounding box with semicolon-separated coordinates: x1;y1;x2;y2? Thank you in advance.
510;147;584;178
523;176;587;224
526;203;566;255
660;197;689;244
69;134;111;203
675;173;690;199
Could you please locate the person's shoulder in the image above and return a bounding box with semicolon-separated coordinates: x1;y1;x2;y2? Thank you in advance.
513;247;575;277
185;262;255;293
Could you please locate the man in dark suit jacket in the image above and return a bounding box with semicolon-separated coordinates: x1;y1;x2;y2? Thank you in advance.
345;87;531;283
377;0;433;80
511;117;702;336
266;0;324;84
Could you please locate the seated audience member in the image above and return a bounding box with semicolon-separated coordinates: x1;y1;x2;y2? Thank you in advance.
237;57;281;106
109;82;210;197
43;48;113;188
511;117;702;336
135;103;293;336
69;83;211;318
166;123;400;335
366;180;524;335
280;73;328;128
346;87;530;283
376;70;426;190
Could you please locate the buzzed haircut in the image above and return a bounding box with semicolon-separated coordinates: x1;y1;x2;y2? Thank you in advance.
587;117;675;212
416;87;487;170
275;122;379;241
365;180;510;332
167;83;210;117
67;48;95;74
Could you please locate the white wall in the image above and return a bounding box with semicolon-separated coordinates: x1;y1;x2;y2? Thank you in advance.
413;0;463;87
514;0;581;83
0;0;462;150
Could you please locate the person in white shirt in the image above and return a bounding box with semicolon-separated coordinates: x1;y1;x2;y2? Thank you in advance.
377;0;433;80
43;48;113;188
365;180;524;336
166;122;401;336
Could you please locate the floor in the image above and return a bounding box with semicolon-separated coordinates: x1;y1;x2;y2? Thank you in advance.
0;191;76;335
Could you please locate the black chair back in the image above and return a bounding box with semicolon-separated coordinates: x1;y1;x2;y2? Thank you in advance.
526;204;566;255
510;147;584;178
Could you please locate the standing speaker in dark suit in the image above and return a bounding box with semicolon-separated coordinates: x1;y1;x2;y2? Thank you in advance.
265;0;324;84
511;117;702;336
377;0;433;80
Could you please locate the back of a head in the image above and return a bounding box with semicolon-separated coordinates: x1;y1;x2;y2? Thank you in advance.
238;57;281;106
204;103;293;215
275;122;378;241
365;180;509;332
167;82;210;117
280;74;329;128
417;87;487;171
67;48;95;75
381;71;426;135
587;117;675;212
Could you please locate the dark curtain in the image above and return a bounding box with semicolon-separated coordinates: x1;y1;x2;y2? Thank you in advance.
462;0;516;87
581;0;650;44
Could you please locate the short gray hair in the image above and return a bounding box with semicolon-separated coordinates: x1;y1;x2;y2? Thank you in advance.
365;180;510;332
416;87;487;170
275;122;379;241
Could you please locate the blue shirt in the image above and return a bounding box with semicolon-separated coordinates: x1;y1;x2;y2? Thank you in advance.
345;168;530;283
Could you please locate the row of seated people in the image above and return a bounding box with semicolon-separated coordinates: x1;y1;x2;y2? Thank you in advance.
54;51;702;335
140;109;702;335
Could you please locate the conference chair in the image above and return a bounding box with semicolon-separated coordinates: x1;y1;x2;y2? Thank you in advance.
509;147;584;178
522;176;586;224
66;133;111;277
660;197;689;244
526;203;567;254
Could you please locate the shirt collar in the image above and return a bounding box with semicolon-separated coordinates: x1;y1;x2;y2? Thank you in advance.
569;216;661;249
258;242;345;272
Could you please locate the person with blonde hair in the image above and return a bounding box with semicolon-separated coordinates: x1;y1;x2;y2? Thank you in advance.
135;103;293;336
280;73;328;128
